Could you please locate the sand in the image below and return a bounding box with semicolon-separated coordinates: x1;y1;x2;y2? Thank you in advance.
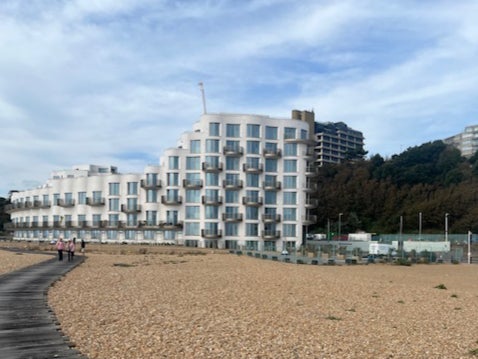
0;249;52;275
43;247;478;359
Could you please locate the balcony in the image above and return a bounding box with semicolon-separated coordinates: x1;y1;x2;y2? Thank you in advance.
140;179;162;189
242;196;263;206
243;163;263;173
304;198;318;208
302;215;317;225
303;148;316;160
262;180;281;191
41;222;49;228
53;221;62;228
223;145;244;157
305;166;318;177
284;135;314;145
39;201;51;208
201;229;222;238
121;204;141;213
86;197;105;206
262;214;281;223
4;203;25;213
103;221;121;228
122;221;139;228
263;148;282;158
160;221;183;230
76;221;89;229
303;183;318;192
90;221;105;229
261;230;281;239
222;179;243;189
161;195;182;205
202;162;223;172
57;199;75;207
32;200;42;208
202;195;223;206
24;201;34;208
183;179;203;189
222;213;243;222
139;221;158;229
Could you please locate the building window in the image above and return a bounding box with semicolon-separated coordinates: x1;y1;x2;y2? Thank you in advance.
206;139;220;153
283;176;297;189
265;158;277;172
205;206;218;219
225;190;239;203
185;222;200;236
167;173;179;186
283;208;296;221
284;143;297;156
209;122;220;136
190;140;201;153
226;124;240;137
246;173;259;188
146;190;157;203
169;156;179;170
225;223;238;236
301;129;308;140
265;126;278;140
205;173;219;186
264;191;277;205
284;127;296;140
247;124;260;138
186;206;200;219
245;223;258;236
186;190;201;203
109;183;120;196
283;159;297;172
283;192;297;205
78;192;86;205
283;224;296;237
225;157;240;171
186;157;200;170
127;182;138;195
109;198;119;211
246;141;260;154
246;206;259;220
146;211;157;225
265;142;277;152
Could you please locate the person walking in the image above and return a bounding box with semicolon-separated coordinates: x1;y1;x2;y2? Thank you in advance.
81;238;86;254
68;239;75;261
56;238;65;261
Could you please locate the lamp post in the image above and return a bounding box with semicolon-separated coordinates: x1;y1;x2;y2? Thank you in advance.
445;213;449;243
338;213;343;240
399;215;404;258
418;212;422;241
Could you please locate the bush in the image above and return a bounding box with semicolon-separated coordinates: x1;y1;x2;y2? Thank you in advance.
394;258;411;266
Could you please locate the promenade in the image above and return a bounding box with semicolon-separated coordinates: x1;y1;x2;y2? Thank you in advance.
0;251;86;358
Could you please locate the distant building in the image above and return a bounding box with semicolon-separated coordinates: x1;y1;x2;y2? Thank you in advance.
312;120;365;166
444;125;478;158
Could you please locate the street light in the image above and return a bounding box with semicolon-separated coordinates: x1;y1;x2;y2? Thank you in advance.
338;213;343;240
445;213;449;243
418;212;422;241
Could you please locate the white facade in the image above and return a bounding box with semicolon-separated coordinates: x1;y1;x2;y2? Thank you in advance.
7;112;317;252
444;125;478;158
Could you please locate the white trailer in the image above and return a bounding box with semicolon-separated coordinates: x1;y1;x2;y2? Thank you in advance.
369;242;396;256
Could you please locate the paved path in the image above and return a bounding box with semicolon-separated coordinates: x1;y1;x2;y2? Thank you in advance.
0;252;87;358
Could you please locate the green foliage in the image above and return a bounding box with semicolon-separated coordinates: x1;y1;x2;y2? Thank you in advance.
311;142;478;234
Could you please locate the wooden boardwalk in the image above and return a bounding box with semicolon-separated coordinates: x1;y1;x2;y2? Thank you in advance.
0;253;87;358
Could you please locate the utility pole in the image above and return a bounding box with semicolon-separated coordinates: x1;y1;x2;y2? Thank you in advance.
198;82;207;114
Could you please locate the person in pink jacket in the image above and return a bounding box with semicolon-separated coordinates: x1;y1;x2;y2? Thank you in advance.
56;238;65;261
67;240;75;262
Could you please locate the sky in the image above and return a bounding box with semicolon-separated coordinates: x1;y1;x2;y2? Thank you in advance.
1;0;478;198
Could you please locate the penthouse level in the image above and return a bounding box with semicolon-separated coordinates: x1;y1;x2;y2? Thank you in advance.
7;111;317;253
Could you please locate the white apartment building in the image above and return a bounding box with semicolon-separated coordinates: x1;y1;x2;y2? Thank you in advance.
6;111;318;252
444;125;478;158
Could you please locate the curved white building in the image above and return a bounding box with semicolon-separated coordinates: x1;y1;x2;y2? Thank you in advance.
7;111;318;252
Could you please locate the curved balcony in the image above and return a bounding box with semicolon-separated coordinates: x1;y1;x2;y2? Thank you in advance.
303;183;318;192
57;199;75;207
121;204;141;213
304;198;318;208
160;221;183;230
183;179;203;189
202;195;223;206
140;179;162;189
302;215;317;225
261;230;281;239
86;197;105;206
243;163;263;173
262;214;281;223
161;195;183;205
303;148;316;160
263;148;282;158
305;166;318;177
223;145;244;157
222;179;243;189
242;196;263;206
222;213;243;222
284;136;314;145
139;221;158;229
262;181;281;191
202;162;223;172
201;229;222;238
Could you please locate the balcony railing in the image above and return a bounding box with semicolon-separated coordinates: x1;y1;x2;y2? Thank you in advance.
261;230;281;239
305;166;318;177
302;215;317;225
121;204;141;213
183;179;203;189
201;229;222;238
222;213;243;222
139;221;157;228
86;197;105;206
202;162;223;172
263;148;282;158
243;163;263;173
242;196;263;206
140;179;162;189
262;181;281;191
262;214;281;223
202;195;223;206
223;145;244;156
305;198;319;208
57;199;75;207
160;221;183;230
161;195;183;205
222;179;243;189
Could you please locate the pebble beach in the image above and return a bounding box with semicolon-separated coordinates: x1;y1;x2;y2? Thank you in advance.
2;245;478;358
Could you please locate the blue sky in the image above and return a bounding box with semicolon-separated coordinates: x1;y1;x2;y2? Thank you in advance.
1;0;478;198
